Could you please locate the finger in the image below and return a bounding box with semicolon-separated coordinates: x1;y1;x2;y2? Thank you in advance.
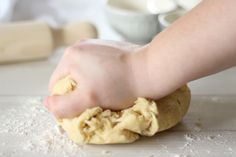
44;92;92;118
49;46;83;93
42;96;50;109
49;66;70;94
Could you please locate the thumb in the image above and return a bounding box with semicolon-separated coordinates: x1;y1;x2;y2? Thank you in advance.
43;93;90;118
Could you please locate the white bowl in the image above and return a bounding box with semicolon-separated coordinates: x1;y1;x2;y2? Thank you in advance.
0;0;16;22
158;9;186;30
105;0;176;44
175;0;201;10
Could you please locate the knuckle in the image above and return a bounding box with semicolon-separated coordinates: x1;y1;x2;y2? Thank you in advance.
72;41;87;50
74;39;89;45
64;42;88;59
64;39;95;59
64;46;77;57
72;39;94;51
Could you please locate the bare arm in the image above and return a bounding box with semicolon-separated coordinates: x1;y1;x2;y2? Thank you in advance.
134;0;236;98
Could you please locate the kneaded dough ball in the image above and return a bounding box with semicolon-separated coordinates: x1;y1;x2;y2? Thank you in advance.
52;76;191;144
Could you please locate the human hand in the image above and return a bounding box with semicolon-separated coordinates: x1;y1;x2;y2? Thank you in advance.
43;39;143;118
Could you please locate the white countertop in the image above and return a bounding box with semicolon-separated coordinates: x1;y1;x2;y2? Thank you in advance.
0;95;236;157
0;52;235;96
0;0;236;156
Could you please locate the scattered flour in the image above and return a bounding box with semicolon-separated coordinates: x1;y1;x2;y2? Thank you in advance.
173;154;192;157
181;131;236;156
228;147;233;151
174;155;192;157
0;98;51;136
23;128;84;157
0;97;84;157
211;96;220;102
0;96;236;157
184;133;200;142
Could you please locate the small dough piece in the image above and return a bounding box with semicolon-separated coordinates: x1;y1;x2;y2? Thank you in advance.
52;76;191;144
52;76;76;95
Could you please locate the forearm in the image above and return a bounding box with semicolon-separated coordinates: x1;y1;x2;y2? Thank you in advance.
133;0;236;98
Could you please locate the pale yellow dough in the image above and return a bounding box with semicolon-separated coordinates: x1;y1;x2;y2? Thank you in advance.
52;76;191;144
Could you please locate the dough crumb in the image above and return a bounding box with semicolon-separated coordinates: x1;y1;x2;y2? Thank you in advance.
55;125;65;134
101;150;111;154
207;135;216;140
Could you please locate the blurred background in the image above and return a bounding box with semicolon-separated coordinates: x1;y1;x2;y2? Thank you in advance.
0;0;201;43
0;0;235;96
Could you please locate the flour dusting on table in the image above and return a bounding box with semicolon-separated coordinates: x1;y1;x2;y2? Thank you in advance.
0;97;84;157
0;96;236;157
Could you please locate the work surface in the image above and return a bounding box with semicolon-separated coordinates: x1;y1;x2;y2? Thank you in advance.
0;95;236;157
0;61;236;157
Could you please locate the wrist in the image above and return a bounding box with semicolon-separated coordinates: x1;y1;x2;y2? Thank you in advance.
128;43;188;100
128;45;154;99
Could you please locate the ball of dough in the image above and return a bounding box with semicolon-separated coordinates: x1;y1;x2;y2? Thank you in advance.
52;76;191;144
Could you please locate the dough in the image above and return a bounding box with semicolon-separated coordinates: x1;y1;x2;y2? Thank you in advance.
52;76;191;144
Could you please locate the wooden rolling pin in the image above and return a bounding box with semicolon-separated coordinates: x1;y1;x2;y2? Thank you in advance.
0;21;97;63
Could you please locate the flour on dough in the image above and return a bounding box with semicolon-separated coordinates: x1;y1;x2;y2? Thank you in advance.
52;76;191;144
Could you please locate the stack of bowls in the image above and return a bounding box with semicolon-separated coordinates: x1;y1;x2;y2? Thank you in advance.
105;0;201;44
